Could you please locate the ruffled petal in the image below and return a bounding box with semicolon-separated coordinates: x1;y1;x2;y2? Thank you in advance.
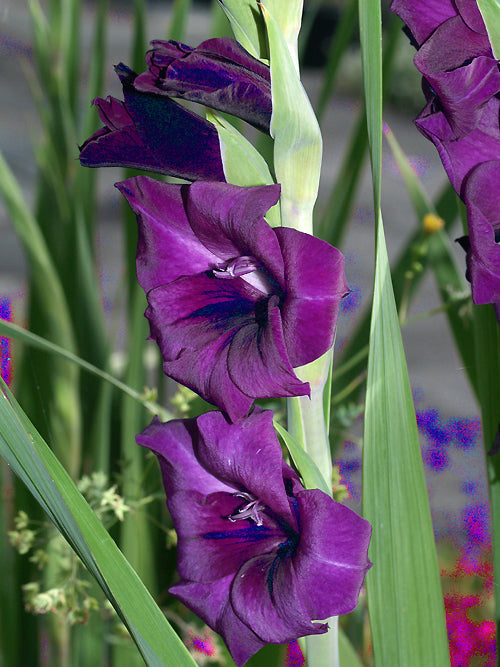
390;0;457;45
134;37;272;133
231;552;328;644
170;578;266;667
275;227;348;367
195;408;298;525
136;417;232;497
292;490;372;619
415;98;500;196
227;296;310;401
169;490;286;582
185;182;285;286
463;160;500;304
116;177;218;291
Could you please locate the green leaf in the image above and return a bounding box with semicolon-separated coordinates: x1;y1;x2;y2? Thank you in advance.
383;123;476;393
0;380;196;667
359;0;450;663
273;421;331;496
0;319;171;421
262;3;322;233
218;0;265;59
477;0;500;58
362;222;450;666
206;111;280;227
338;627;363;667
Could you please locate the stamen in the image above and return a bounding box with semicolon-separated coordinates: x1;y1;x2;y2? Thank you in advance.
212;256;275;295
228;492;266;526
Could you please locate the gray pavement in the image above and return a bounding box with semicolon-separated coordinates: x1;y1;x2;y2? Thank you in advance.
0;1;488;535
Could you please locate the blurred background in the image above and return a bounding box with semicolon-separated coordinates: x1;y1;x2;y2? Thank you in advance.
0;1;493;665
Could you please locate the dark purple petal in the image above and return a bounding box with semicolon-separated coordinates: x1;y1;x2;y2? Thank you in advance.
275;227;349;367
168;490;286;582
227;297;310;404
79;67;225;181
134;38;272;133
116;177;218;291
170;578;266;667
462;160;500;304
231;552;328;644
136;417;232;497
145;273;258;420
292;490;372;619
185;182;285;287
454;0;487;33
390;0;457;45
415;97;500;196
413;17;500;136
195;408;299;525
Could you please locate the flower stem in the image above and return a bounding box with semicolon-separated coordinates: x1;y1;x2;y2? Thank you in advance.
287;350;339;667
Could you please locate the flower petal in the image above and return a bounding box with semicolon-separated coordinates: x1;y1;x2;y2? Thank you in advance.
185;182;285;286
415;97;500;196
169;490;286;582
391;0;457;45
170;577;266;667
195;408;299;525
463;160;500;304
145;273;259;420
231;552;328;644
275;227;349;367
116;176;218;291
227;296;310;402
134;37;272;133
292;490;372;619
136;417;231;497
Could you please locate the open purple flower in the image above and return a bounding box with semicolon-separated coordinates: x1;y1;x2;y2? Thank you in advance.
117;176;348;422
133;38;272;133
79;64;225;181
457;160;500;317
137;408;372;666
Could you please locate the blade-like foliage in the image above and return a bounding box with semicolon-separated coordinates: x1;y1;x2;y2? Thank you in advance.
359;0;450;664
0;379;196;667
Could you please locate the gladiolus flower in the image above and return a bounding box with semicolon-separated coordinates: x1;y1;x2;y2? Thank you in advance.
138;408;372;666
117;176;348;422
79;64;225;182
133;38;272;133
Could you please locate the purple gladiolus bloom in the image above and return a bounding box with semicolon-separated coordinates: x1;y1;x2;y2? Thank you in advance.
457;160;500;311
79;64;225;182
137;408;372;666
117;176;348;422
133;38;272;133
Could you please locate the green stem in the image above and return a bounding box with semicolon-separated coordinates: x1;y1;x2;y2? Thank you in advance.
287;351;337;666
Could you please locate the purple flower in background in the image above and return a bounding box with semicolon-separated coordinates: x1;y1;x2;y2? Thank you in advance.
138;408;372;666
457;160;500;312
79;64;225;182
392;0;500;195
117;176;348;422
133;38;272;133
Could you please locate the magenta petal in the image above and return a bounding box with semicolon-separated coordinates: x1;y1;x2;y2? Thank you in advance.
134;37;272;133
185;182;284;284
231;553;328;644
275;227;349;367
195;409;298;525
227;297;310;401
136;417;231;497
415;98;500;196
390;0;457;45
116;177;217;291
170;578;266;667
292;490;372;619
168;490;285;582
463;161;500;304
